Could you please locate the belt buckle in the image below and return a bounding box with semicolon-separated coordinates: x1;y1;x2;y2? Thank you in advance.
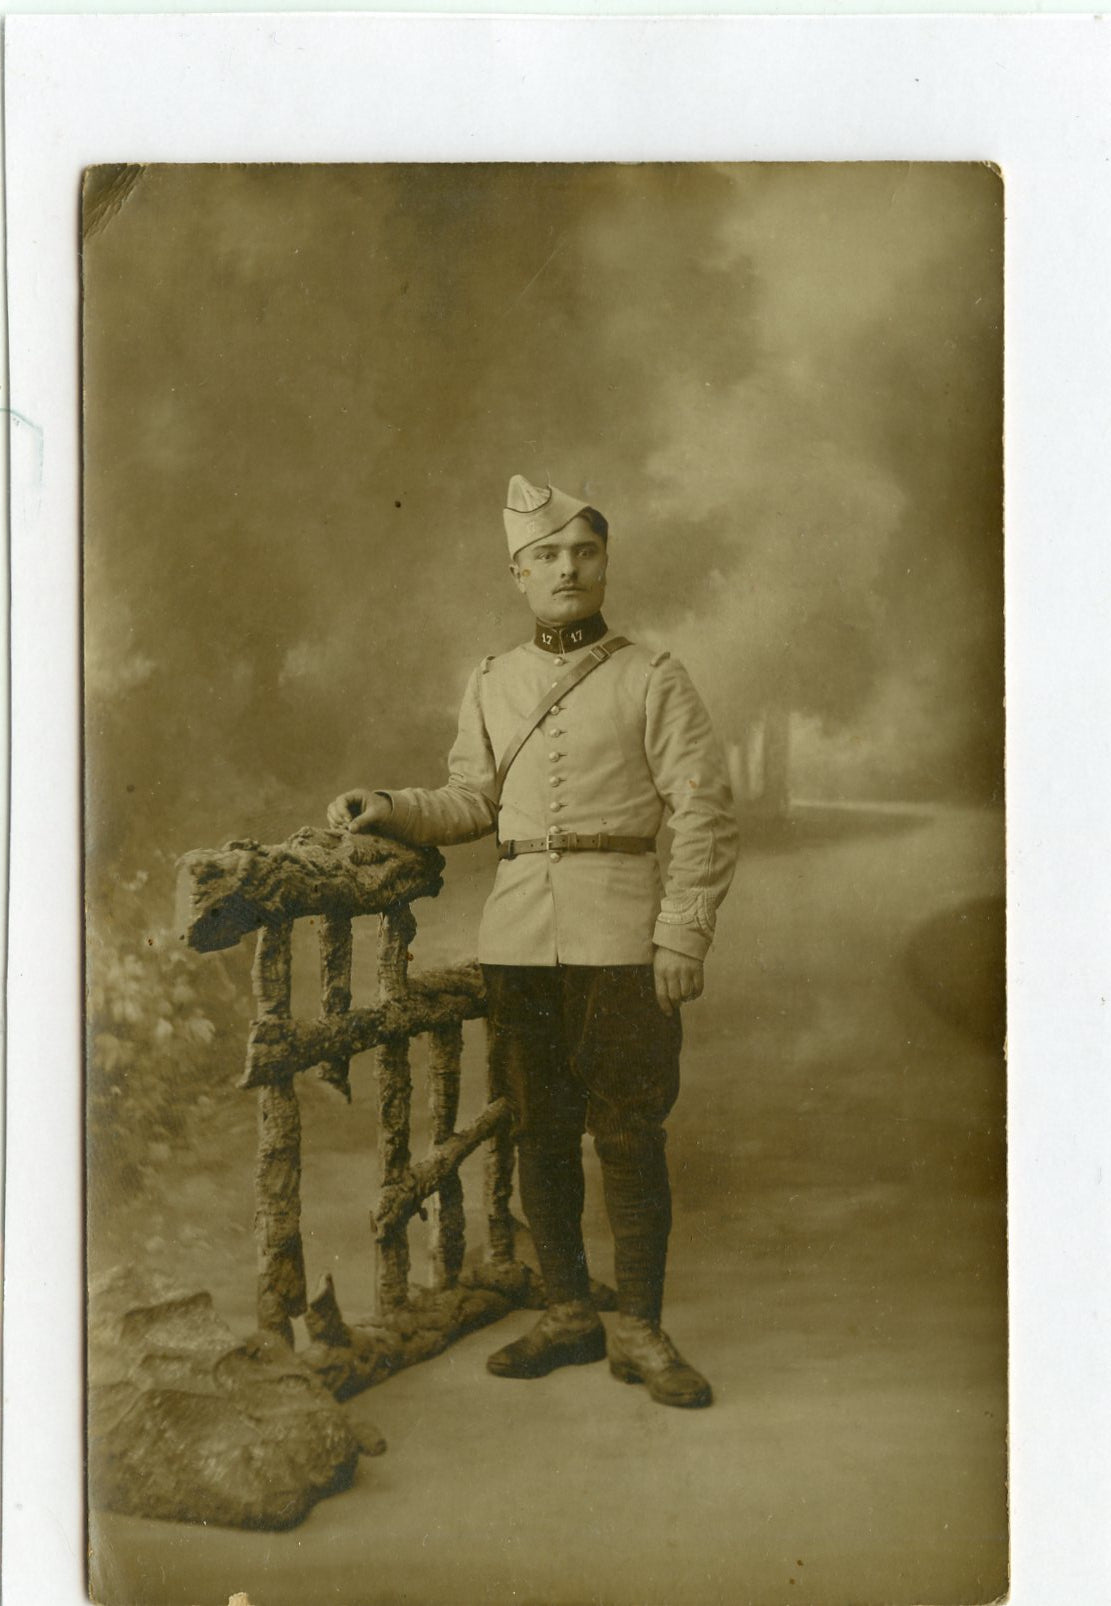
545;826;571;854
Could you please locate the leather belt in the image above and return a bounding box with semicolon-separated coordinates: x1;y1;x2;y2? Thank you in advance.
499;830;656;860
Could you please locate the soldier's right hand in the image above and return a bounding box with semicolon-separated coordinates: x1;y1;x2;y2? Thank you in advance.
326;789;392;833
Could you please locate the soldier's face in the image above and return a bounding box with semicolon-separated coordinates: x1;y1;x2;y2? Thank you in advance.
510;518;608;624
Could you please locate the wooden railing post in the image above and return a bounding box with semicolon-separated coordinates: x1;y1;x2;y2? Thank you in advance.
251;920;306;1345
316;914;354;1100
373;904;417;1315
427;1022;465;1289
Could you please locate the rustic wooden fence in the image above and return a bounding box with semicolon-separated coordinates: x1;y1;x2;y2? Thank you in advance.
175;825;537;1398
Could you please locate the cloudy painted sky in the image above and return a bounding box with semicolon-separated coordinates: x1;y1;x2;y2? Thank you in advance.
83;162;1002;884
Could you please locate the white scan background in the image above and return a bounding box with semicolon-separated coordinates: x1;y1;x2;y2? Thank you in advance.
4;15;1110;1605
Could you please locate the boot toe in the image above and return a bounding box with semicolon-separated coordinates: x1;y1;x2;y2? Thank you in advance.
487;1323;606;1379
650;1365;713;1409
608;1323;714;1409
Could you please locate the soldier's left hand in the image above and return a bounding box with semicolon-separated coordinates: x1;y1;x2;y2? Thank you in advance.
653;948;704;1016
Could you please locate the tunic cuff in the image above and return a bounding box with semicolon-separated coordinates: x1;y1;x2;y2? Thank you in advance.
652;921;711;962
373;790;407;834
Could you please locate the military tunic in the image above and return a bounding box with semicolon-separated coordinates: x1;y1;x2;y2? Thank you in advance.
381;624;738;965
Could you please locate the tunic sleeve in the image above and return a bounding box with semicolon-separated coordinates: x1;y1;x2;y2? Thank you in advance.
377;667;499;846
644;656;739;961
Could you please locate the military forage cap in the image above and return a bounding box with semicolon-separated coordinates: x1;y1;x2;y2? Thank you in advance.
504;475;592;558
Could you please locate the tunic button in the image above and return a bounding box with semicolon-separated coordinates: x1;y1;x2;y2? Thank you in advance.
549;851;562;862
549;775;562;786
553;656;566;666
549;704;562;715
547;727;563;737
549;801;563;812
548;750;562;760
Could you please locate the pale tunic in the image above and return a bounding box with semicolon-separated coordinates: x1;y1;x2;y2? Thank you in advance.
382;629;738;966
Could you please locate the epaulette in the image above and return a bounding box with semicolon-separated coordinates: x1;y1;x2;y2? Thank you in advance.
649;649;672;668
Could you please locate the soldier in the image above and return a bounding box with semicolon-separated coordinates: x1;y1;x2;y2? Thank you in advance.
327;475;738;1408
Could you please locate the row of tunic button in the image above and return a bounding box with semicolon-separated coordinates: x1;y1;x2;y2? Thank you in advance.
548;698;565;857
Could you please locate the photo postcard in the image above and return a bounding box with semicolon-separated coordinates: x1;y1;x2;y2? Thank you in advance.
82;160;1006;1606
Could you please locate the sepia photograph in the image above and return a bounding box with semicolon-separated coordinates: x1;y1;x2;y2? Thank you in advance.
82;161;1006;1606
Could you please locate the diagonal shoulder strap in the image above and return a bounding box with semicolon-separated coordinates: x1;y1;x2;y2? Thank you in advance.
494;636;631;800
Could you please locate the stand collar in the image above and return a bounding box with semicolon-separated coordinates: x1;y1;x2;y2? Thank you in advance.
533;613;608;655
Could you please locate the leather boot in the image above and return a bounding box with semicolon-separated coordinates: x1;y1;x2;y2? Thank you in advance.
486;1300;606;1379
608;1315;713;1408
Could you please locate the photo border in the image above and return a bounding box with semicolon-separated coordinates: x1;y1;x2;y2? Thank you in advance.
5;15;1111;1604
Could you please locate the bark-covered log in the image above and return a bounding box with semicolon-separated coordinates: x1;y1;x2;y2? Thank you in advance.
371;1097;512;1244
377;903;416;1002
304;1273;354;1349
252;921;292;1017
411;965;489;999
315;914;354;1099
254;1079;306;1342
247;924;306;1341
241;966;486;1088
176;826;445;954
299;1284;517;1402
427;1023;466;1289
462;1261;618;1313
374;907;416;1313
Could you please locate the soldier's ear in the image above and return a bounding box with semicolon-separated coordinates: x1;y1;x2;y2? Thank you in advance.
509;561;528;593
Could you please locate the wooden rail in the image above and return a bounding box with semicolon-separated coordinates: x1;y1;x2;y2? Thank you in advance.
177;826;520;1360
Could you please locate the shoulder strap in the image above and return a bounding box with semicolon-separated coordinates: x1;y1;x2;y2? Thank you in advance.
494;637;631;800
